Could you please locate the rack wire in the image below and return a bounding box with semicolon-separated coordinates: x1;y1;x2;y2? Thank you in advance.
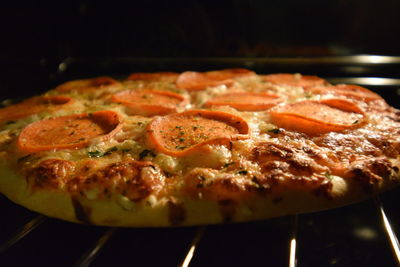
72;228;117;267
375;197;400;265
0;215;47;254
289;215;298;267
178;226;206;267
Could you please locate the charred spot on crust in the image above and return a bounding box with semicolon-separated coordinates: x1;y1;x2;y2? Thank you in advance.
27;159;75;189
347;158;393;191
75;160;161;202
215;177;245;193
314;132;383;159
261;161;290;173
184;169;259;202
204;174;257;200
286;158;314;175
167;198;186;225
252;170;333;197
71;196;92;224
253;142;294;160
254;142;327;177
251;175;273;194
313;179;334;198
350;168;382;192
366;136;400;158
301;146;318;157
218;199;236;223
370;158;393;177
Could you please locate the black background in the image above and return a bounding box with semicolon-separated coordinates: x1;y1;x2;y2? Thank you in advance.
1;0;400;61
1;0;400;99
0;0;400;99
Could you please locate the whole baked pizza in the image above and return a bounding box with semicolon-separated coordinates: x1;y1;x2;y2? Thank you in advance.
0;69;399;227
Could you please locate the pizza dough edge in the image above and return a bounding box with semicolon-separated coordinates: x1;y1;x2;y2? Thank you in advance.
1;161;399;227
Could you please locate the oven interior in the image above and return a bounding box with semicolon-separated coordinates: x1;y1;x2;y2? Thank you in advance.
0;56;400;267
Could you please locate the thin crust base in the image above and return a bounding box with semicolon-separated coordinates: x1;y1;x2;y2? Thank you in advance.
1;162;398;227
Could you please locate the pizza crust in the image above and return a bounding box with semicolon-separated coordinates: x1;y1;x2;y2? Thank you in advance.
1;161;398;227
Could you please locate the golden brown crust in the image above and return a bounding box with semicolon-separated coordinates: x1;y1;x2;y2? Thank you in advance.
2;160;398;227
0;70;400;227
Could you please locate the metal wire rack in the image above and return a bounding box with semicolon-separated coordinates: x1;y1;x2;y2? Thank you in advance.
0;192;399;267
1;56;400;267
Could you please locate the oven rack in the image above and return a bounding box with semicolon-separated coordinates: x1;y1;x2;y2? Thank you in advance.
0;192;399;267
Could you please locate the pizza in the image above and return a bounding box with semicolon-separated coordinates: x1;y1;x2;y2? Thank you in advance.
0;69;399;227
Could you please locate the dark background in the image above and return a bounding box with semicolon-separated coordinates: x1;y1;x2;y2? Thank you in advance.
0;0;400;99
1;0;400;60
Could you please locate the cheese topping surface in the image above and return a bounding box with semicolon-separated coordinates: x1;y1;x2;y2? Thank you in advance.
1;70;399;214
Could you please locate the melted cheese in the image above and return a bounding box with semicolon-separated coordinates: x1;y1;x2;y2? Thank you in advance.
1;71;399;205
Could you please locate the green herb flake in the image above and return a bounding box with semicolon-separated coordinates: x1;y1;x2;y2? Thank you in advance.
353;120;359;124
268;128;281;134
109;146;118;152
305;92;313;99
200;134;208;139
179;138;185;142
122;148;131;153
223;162;234;168
17;154;31;163
6;120;16;125
88;151;103;158
139;149;156;159
175;145;187;150
324;172;333;180
238;170;248;175
175;126;182;129
104;146;118;155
